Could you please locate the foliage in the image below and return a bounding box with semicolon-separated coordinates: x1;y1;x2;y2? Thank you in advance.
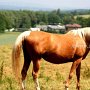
0;9;90;32
0;13;7;32
48;11;61;24
82;63;90;78
0;61;4;82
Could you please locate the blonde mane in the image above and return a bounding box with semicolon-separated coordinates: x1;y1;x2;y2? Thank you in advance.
82;27;90;36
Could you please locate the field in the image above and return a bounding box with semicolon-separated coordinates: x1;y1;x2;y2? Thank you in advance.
74;14;90;19
0;32;90;90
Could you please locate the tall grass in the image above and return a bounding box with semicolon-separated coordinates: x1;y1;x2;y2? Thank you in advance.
82;62;90;78
0;61;4;82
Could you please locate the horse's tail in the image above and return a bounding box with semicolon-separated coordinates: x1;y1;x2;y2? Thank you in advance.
12;31;31;80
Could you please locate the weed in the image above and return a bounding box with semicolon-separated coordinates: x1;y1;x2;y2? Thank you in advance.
39;71;45;78
45;76;51;82
56;71;64;81
0;61;4;82
6;77;13;90
82;63;90;78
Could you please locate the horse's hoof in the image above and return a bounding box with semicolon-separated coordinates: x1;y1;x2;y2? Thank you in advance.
36;87;40;90
65;85;69;90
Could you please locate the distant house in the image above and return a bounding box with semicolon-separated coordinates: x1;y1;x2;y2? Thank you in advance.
47;25;65;33
5;28;15;32
36;25;66;33
65;23;82;32
36;25;47;31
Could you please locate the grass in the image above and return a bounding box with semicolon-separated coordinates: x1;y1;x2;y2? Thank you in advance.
0;32;90;90
0;32;20;45
74;14;90;19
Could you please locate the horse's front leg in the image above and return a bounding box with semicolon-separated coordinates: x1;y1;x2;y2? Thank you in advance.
76;63;81;90
32;59;41;90
65;58;82;90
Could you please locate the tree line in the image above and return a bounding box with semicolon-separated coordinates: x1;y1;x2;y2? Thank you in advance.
0;9;90;32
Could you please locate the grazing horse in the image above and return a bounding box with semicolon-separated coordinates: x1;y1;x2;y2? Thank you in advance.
12;28;88;90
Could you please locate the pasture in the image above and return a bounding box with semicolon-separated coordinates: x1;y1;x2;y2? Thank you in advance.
74;14;90;19
0;32;90;90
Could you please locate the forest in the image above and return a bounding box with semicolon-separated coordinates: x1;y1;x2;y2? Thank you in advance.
0;9;90;32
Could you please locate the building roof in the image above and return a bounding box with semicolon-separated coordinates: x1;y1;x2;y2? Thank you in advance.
47;25;65;30
65;24;81;28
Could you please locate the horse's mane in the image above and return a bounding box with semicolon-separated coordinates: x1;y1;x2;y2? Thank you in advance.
67;28;85;39
82;27;90;35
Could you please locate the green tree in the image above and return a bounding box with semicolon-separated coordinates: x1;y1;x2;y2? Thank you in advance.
28;11;37;27
76;16;87;27
62;14;75;24
56;9;61;16
86;17;90;27
0;13;6;32
48;12;60;24
19;12;31;28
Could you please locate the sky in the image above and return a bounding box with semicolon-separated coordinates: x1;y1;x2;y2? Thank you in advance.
0;0;90;10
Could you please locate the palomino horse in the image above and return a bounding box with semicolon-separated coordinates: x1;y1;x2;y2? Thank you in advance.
12;28;88;90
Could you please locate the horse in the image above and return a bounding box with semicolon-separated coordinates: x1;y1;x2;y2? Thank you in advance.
12;28;88;90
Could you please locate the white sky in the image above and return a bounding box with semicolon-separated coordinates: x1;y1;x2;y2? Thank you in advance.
0;0;90;10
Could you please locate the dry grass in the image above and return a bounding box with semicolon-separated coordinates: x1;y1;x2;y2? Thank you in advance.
0;45;90;90
0;32;90;90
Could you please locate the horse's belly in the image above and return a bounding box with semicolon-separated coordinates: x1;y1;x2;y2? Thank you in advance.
42;54;73;64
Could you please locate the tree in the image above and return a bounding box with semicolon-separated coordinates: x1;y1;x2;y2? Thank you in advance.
48;12;60;24
62;14;75;24
56;9;61;16
0;13;6;32
76;17;87;27
19;12;31;28
36;11;48;25
28;11;37;27
86;17;90;27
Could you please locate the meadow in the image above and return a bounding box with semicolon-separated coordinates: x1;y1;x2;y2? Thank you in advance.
0;32;90;90
74;14;90;19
